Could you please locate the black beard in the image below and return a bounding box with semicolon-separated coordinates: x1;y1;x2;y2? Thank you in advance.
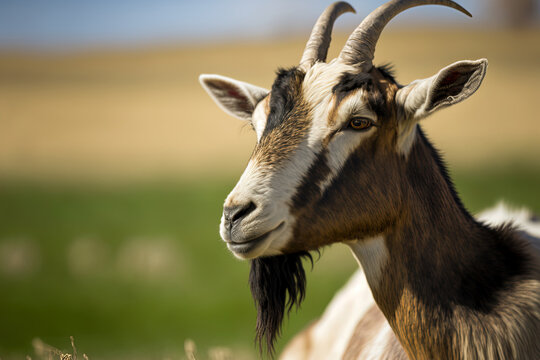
249;252;313;356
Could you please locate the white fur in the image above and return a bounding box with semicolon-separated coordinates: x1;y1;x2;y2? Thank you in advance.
395;59;488;155
358;322;395;360
311;270;375;359
280;257;396;360
396;122;417;156
303;60;354;152
303;59;353;107
478;202;540;253
221;135;318;258
251;99;268;141
395;77;433;121
395;59;487;121
280;269;377;360
348;236;389;289
478;202;540;236
199;74;269;121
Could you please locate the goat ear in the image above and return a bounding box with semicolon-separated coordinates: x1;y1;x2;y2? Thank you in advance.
199;74;269;121
396;59;487;121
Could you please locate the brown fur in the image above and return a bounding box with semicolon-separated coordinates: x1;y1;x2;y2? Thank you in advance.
252;69;312;168
276;68;540;358
372;133;540;359
287;67;401;253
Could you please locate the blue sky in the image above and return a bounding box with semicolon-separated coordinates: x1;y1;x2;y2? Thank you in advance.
0;0;531;50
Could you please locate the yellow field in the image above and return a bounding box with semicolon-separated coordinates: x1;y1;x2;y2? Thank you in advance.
0;28;538;181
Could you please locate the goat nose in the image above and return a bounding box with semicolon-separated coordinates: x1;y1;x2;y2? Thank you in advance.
223;201;257;228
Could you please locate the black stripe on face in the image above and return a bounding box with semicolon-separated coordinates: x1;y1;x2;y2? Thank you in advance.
332;69;391;119
289;72;378;213
291;148;331;211
332;72;372;97
263;67;305;136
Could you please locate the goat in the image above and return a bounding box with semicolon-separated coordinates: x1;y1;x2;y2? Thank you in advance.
280;203;540;359
199;0;540;358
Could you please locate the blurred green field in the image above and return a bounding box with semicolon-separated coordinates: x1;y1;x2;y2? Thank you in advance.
1;166;539;359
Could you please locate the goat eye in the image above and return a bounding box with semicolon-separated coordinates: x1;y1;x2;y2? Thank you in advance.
348;117;372;131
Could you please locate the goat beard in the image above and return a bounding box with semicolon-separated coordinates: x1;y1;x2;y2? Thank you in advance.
249;251;313;356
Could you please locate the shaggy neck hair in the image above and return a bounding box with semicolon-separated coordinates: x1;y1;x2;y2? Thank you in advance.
249;252;313;356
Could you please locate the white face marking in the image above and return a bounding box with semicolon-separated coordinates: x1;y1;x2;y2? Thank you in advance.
251;98;268;142
304;60;378;194
394;82;421;156
221;135;317;259
221;159;291;259
397;122;417;156
318;94;377;193
348;236;389;289
303;59;352;105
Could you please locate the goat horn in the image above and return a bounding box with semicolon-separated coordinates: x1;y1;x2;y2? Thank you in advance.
338;0;471;70
299;1;356;70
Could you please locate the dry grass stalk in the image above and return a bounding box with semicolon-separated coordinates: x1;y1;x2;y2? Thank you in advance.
31;337;88;360
208;347;232;360
185;339;235;360
70;336;77;360
28;336;235;360
184;339;197;360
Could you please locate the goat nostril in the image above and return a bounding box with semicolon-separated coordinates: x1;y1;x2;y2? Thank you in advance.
225;201;257;224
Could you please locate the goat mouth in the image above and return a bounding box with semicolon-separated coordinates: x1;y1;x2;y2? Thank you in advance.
227;222;285;256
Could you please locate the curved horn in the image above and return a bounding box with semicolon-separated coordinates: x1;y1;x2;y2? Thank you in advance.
339;0;471;70
299;1;356;70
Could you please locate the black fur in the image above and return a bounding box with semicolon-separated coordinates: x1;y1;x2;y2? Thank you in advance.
249;252;313;356
332;69;389;118
404;128;529;314
377;63;397;83
332;71;372;96
415;127;475;224
331;64;396;95
292;148;331;211
264;67;305;136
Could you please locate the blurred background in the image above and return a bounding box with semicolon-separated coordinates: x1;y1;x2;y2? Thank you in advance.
0;0;539;358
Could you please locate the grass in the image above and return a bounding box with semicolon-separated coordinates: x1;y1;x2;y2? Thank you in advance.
0;166;539;359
